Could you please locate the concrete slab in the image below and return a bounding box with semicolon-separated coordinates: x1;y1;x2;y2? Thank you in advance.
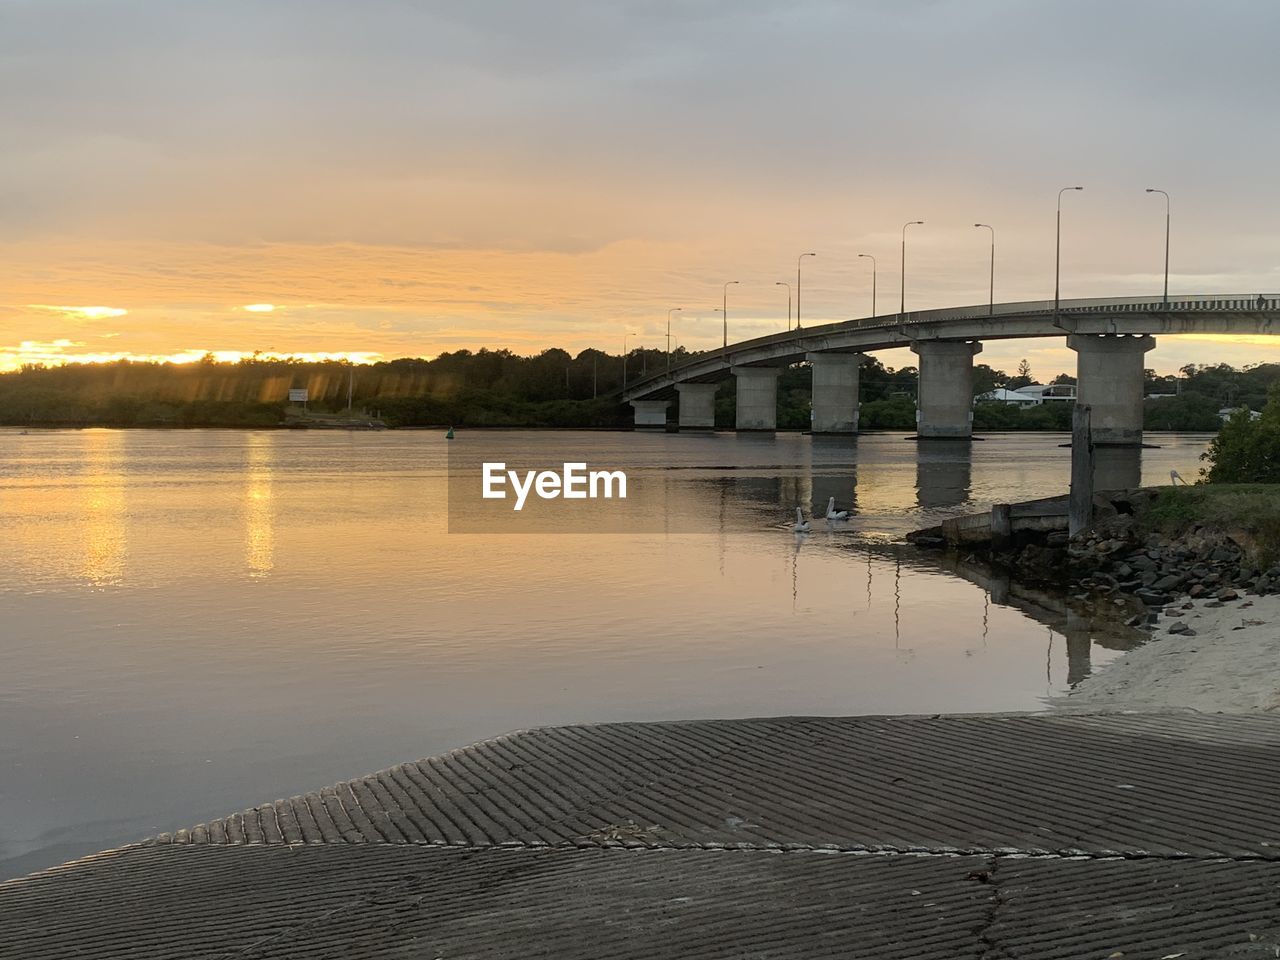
5;712;1280;958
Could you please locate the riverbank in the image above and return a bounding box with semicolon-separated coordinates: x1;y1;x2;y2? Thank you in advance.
911;483;1280;713
1058;594;1280;713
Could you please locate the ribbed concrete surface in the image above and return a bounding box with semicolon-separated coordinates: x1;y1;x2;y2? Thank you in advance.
157;712;1280;858
4;712;1280;959
0;846;997;959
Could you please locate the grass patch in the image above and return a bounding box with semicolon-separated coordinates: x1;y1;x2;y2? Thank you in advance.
1140;484;1280;566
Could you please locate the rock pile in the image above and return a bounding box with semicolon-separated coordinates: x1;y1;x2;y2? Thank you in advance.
1014;497;1280;630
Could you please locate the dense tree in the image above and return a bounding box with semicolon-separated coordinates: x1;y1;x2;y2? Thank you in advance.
1144;394;1223;431
1202;384;1280;483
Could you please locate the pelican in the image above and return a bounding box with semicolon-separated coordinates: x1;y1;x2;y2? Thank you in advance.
793;507;811;534
825;497;849;521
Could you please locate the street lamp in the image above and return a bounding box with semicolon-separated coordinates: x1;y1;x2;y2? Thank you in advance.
796;252;816;329
722;280;739;352
666;307;682;373
974;223;995;316
900;221;923;317
1146;188;1170;305
622;330;637;392
775;281;792;330
1055;186;1083;316
858;253;876;319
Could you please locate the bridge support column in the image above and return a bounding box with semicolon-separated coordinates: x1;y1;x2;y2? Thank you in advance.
1068;334;1154;446
675;383;718;430
806;352;863;434
629;399;669;430
911;341;981;439
731;366;782;431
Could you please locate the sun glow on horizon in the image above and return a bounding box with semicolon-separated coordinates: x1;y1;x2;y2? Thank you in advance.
0;346;385;373
241;304;277;313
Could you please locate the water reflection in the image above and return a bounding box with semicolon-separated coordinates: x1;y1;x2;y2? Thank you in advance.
920;546;1146;681
243;434;276;578
916;443;972;509
79;431;127;587
811;470;857;520
0;429;1213;883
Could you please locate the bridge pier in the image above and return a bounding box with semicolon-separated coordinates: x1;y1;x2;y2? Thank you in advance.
731;366;782;431
806;352;862;434
675;383;718;430
911;341;981;439
1068;334;1154;446
629;399;669;430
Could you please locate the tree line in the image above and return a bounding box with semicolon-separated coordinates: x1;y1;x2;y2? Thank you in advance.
1;348;1277;431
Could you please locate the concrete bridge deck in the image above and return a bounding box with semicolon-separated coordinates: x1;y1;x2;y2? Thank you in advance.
622;294;1280;442
4;712;1280;958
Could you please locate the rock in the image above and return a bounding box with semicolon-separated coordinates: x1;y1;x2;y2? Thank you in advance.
1188;583;1206;598
1152;574;1185;592
1135;589;1172;607
1045;531;1070;548
1205;600;1225;608
1217;589;1239;602
1168;621;1190;634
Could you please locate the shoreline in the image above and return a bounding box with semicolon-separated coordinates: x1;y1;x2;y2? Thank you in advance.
1056;593;1280;713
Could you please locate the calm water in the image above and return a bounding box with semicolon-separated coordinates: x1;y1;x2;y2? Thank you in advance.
0;428;1212;879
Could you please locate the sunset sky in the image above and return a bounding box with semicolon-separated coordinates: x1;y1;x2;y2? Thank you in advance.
3;0;1280;377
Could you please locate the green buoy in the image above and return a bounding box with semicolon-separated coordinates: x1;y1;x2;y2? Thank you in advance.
445;426;455;439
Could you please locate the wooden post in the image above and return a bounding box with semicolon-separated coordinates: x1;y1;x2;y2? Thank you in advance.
991;503;1012;551
1069;404;1094;537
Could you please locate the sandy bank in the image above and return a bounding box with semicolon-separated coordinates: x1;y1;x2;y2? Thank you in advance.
1056;594;1280;714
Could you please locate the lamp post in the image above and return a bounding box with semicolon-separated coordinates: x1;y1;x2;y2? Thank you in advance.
1145;188;1170;305
775;281;791;330
666;307;682;373
858;253;876;319
900;221;923;317
622;331;636;392
1055;186;1083;316
722;281;739;352
796;252;816;329
974;223;994;316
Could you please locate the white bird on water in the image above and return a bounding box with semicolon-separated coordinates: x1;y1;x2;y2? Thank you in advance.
793;507;811;534
825;497;849;521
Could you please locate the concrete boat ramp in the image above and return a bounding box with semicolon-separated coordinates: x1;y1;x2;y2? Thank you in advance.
4;712;1280;958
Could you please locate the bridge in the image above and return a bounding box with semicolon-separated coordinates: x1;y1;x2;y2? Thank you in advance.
621;294;1280;445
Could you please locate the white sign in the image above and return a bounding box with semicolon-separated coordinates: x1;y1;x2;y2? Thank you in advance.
288;388;309;403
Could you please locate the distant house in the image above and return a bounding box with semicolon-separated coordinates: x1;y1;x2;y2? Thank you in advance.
1218;406;1262;422
977;383;1076;406
1014;383;1077;403
977;388;1039;406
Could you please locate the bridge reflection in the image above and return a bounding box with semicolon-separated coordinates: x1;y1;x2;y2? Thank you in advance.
916;443;972;510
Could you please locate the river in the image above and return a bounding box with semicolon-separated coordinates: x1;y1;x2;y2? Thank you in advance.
0;427;1213;879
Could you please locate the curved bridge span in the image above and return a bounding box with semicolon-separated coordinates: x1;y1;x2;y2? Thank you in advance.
622;294;1280;445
